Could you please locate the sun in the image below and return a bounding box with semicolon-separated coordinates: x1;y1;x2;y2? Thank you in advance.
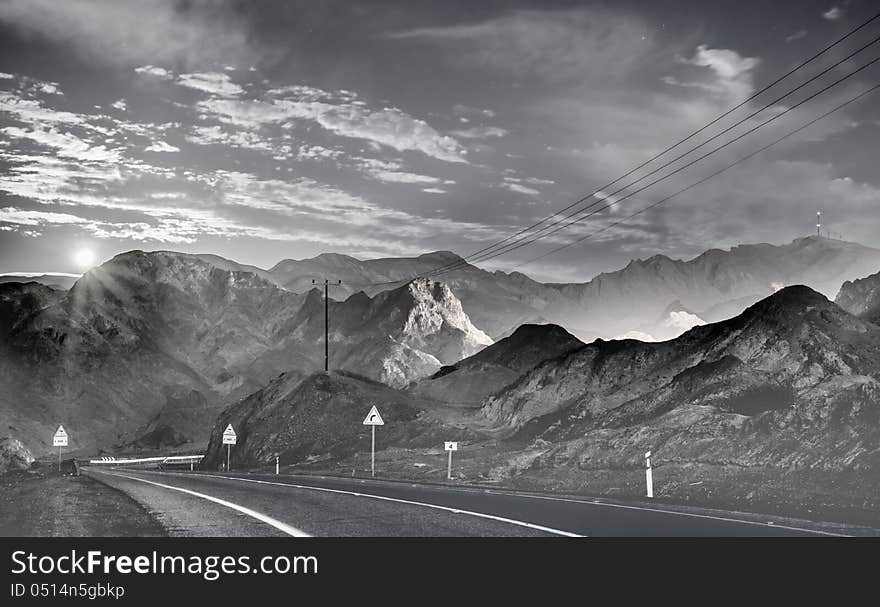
73;248;96;270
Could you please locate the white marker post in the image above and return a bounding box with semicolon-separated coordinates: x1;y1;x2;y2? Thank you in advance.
645;450;654;498
444;441;458;480
53;425;68;473
222;424;237;471
275;455;279;475
362;405;384;477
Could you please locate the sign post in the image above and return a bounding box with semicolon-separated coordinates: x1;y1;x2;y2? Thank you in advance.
444;441;458;480
222;424;237;471
645;450;654;498
362;406;384;477
53;425;68;473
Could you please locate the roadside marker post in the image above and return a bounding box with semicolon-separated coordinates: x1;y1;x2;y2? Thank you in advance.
444;441;458;480
362;405;384;477
222;424;237;471
53;425;68;472
645;450;654;498
275;455;279;475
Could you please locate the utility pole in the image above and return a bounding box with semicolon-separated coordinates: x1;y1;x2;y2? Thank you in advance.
312;278;342;372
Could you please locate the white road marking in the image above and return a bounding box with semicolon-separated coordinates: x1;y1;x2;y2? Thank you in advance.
242;473;848;536
501;492;846;537
164;472;583;537
89;469;311;538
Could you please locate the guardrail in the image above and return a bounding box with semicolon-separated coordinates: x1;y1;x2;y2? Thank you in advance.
84;455;204;470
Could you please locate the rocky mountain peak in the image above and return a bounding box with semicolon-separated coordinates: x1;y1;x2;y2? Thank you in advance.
836;270;880;324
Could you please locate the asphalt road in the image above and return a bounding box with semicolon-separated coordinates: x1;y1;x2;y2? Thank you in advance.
83;468;846;537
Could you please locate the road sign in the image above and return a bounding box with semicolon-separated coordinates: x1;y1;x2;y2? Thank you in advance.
362;406;384;477
444;442;458;479
222;424;237;445
53;425;68;447
362;406;384;426
53;425;68;472
222;424;236;472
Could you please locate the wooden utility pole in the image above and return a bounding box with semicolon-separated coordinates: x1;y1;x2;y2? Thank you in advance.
312;279;342;371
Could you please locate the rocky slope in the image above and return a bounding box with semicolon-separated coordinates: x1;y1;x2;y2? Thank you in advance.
481;286;880;472
0;437;34;475
836;269;880;325
411;324;583;406
269;251;563;339
202;371;472;468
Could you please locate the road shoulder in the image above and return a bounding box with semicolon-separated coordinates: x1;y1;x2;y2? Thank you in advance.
0;466;167;537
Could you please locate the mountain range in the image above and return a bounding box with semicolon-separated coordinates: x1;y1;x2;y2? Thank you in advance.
208;235;880;341
3;233;880;512
0;251;490;453
202;283;880;519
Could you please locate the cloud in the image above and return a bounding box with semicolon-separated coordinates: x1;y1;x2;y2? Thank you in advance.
499;181;540;197
0;206;90;226
2;126;123;162
678;45;760;100
177;72;245;97
388;9;659;84
134;65;173;79
196;86;468;163
185;124;275;152
369;171;441;184
296;144;343;161
355;157;442;184
785;30;808;43
822;6;842;20
144;140;179;153
111;99;127;111
452;104;496;118
449;126;509;139
0;0;257;69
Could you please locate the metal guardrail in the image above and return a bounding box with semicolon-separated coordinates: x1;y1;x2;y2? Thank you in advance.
83;455;204;470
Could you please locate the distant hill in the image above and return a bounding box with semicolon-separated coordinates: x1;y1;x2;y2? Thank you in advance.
0;274;79;290
548;236;880;340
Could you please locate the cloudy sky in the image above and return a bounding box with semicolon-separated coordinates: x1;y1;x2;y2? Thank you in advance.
1;0;878;282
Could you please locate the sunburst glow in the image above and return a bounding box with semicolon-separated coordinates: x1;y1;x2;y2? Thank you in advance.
73;248;96;269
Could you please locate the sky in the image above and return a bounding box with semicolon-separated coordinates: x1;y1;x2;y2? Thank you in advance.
0;0;879;282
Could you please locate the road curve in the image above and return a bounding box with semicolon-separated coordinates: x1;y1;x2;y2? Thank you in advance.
83;468;844;537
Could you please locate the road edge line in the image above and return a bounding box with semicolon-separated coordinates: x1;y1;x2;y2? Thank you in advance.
185;472;583;537
87;469;311;538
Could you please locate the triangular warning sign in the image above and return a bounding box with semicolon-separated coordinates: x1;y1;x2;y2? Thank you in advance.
54;425;67;438
362;405;384;426
223;424;236;436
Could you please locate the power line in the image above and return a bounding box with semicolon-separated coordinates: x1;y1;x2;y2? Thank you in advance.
436;33;880;272
390;11;880;281
510;81;880;269
425;53;880;280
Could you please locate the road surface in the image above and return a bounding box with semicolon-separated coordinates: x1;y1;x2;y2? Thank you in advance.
83;468;846;537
